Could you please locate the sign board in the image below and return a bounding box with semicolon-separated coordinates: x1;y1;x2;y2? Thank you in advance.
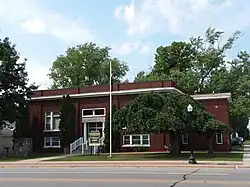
89;131;101;146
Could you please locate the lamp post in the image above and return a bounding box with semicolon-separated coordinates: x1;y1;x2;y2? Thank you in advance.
187;104;197;164
109;60;112;157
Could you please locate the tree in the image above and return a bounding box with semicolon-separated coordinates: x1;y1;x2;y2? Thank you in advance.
114;92;227;155
13;105;32;138
104;105;119;152
59;94;76;151
134;27;249;138
0;37;37;129
49;42;129;89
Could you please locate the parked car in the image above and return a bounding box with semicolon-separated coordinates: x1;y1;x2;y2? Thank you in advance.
231;137;243;147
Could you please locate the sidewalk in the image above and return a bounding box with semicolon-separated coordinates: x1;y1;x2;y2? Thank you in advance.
15;154;70;163
243;142;250;165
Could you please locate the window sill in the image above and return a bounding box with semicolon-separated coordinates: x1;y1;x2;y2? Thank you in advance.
216;142;223;145
122;144;150;148
43;130;60;132
82;115;105;118
43;146;61;149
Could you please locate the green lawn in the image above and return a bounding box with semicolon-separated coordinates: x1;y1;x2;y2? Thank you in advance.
245;140;250;144
49;153;243;162
0;153;63;162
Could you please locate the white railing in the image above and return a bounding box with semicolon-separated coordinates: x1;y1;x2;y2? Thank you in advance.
99;136;105;145
70;136;105;155
70;137;83;154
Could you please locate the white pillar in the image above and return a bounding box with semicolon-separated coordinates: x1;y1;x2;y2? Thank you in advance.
84;122;87;143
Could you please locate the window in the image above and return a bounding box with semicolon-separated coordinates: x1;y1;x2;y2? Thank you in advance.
132;135;141;145
216;133;223;144
82;108;106;117
123;135;130;145
82;109;93;116
142;135;149;145
43;137;60;148
122;134;150;147
94;109;105;116
44;112;60;131
182;133;188;144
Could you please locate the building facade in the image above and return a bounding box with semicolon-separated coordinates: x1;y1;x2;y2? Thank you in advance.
28;80;231;153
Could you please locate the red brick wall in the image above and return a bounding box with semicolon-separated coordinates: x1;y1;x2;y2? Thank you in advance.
28;81;231;152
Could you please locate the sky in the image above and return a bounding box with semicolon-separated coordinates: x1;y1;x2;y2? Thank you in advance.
0;0;250;89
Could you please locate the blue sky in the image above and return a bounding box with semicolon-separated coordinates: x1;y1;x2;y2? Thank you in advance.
0;0;250;89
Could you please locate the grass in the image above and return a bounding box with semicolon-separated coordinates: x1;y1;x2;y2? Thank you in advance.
0;153;63;162
49;152;243;162
244;140;250;144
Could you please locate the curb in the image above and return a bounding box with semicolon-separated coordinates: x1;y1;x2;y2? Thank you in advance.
0;163;245;168
0;160;245;168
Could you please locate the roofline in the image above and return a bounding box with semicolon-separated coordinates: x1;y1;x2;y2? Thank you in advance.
191;93;232;102
30;87;182;101
30;87;231;102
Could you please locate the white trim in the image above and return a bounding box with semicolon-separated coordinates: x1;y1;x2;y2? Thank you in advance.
31;87;231;102
43;130;60;132
43;136;61;148
216;133;223;145
82;108;106;118
182;133;188;144
122;134;150;147
191;93;231;101
31;87;181;101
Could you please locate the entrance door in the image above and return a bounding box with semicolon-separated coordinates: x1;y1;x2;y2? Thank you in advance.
86;122;103;141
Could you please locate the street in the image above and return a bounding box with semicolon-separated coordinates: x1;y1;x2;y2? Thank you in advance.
0;166;250;187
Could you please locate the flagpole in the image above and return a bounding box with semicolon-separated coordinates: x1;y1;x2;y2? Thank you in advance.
109;60;112;157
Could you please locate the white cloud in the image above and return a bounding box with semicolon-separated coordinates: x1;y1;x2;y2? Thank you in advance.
0;0;93;89
112;42;139;55
115;0;250;37
25;58;51;89
20;19;46;34
140;45;150;54
0;0;93;44
112;42;150;55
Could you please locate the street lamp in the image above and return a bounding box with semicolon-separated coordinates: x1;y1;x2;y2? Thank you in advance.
187;104;197;164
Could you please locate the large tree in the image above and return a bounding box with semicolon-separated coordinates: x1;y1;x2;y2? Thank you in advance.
134;27;249;138
13;105;32;138
114;92;227;155
0;37;37;129
59;94;76;151
49;42;129;89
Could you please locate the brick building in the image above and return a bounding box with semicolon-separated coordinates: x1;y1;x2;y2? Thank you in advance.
28;80;231;153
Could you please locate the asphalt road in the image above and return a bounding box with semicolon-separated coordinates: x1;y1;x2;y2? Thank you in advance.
0;167;250;187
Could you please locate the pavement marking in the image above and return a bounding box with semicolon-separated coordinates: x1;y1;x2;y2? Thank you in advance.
0;177;249;185
0;171;229;176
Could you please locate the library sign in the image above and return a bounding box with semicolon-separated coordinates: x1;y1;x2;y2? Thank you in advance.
89;131;101;146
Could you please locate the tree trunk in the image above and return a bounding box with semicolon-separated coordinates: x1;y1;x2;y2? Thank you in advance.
207;134;214;154
169;132;181;156
63;147;69;154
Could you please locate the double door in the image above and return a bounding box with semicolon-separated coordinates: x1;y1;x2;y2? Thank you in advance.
86;122;103;141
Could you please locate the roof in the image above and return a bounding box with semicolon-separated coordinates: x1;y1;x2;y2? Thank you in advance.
191;93;232;102
30;86;231;102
